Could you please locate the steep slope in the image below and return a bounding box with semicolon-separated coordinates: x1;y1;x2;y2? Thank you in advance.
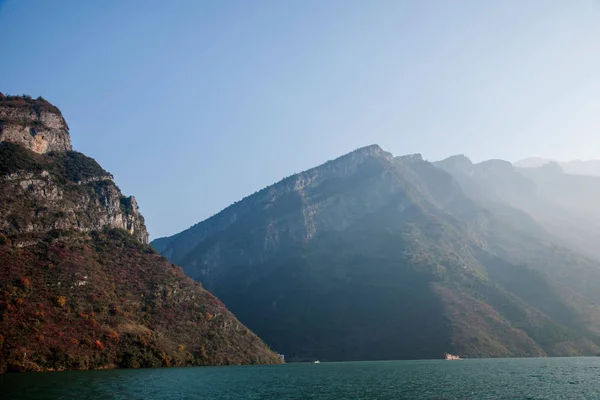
154;145;600;361
0;230;282;372
0;95;282;372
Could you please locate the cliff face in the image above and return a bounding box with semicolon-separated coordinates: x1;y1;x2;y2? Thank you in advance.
0;94;71;154
0;142;149;244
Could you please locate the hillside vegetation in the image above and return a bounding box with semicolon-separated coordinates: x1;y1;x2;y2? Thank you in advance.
0;230;281;372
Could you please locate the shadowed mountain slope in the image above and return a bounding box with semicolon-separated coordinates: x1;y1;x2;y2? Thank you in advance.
154;146;600;361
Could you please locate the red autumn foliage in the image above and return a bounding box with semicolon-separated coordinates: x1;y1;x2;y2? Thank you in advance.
106;330;120;342
0;230;283;372
19;277;31;289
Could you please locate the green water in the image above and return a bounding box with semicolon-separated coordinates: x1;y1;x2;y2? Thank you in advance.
2;358;600;399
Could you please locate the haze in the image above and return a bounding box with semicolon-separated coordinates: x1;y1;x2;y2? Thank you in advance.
0;0;599;238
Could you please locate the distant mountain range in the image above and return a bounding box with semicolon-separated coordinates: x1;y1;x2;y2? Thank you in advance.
153;145;600;361
515;157;600;177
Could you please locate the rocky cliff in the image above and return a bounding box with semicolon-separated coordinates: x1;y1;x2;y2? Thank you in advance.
0;94;71;154
0;142;149;244
0;95;282;372
0;95;147;242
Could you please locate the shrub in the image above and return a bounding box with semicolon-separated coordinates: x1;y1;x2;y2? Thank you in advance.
55;295;67;307
106;330;120;342
0;234;11;246
19;277;31;289
161;353;171;367
0;94;61;114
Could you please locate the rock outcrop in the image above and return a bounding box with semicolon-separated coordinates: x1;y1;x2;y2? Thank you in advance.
0;94;71;154
0;142;149;244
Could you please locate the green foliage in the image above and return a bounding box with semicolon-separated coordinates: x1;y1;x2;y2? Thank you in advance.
0;142;108;183
0;142;45;176
0;94;61;116
51;151;110;183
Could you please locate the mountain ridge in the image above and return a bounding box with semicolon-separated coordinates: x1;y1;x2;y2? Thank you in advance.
154;144;600;361
515;157;600;177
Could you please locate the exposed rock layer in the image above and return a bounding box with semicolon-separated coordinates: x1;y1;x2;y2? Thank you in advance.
0;143;149;244
0;94;71;154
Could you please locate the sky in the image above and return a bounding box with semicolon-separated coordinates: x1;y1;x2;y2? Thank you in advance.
1;0;599;239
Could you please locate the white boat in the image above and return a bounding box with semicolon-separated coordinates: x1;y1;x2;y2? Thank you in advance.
445;353;462;360
313;360;320;364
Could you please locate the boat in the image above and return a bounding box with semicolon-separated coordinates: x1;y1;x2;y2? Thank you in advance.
445;353;462;360
313;360;320;364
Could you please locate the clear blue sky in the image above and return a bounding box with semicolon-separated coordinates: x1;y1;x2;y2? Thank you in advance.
1;0;599;239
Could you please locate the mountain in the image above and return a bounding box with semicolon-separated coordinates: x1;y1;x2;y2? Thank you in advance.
436;156;600;260
516;157;600;177
153;145;600;361
0;95;282;372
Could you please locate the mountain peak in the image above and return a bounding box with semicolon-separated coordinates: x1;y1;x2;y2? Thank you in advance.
539;161;564;175
434;154;474;175
285;144;393;187
476;159;513;171
0;94;71;154
346;144;389;158
354;143;382;151
514;157;555;168
516;158;600;177
396;153;423;162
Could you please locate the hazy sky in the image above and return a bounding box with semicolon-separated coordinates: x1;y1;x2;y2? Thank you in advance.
1;0;599;238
